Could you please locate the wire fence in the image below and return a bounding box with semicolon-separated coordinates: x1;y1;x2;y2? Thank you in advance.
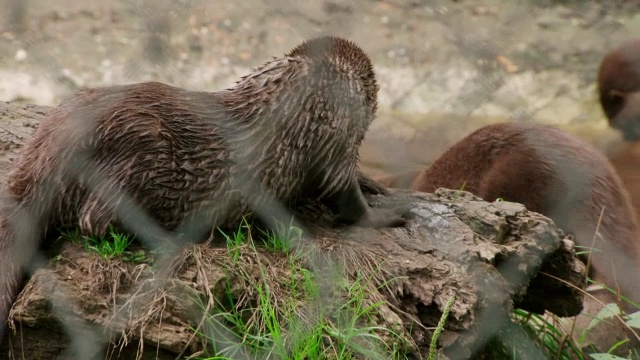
1;0;640;359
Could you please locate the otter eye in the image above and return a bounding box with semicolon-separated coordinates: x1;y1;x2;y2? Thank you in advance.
609;89;625;105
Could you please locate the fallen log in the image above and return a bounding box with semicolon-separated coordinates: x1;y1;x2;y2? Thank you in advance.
0;102;586;359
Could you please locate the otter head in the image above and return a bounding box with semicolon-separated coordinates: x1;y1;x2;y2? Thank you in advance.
287;36;379;137
598;38;640;141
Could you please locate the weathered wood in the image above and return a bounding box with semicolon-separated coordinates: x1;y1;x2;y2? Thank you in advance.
0;102;49;183
0;101;586;359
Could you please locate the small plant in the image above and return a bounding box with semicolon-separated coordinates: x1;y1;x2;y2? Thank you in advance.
260;218;301;253
59;228;82;245
84;227;134;260
514;290;640;360
218;217;251;264
514;308;583;359
428;293;456;360
218;216;301;258
574;244;600;260
60;225;143;261
122;249;149;264
451;181;468;199
192;223;410;359
288;256;315;300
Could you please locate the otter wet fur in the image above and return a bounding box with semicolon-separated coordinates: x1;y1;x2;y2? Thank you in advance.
409;122;640;300
0;36;406;340
598;38;640;141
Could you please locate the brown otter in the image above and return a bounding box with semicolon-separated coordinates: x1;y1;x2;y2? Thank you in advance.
599;38;640;239
408;122;640;300
0;36;406;340
598;38;640;141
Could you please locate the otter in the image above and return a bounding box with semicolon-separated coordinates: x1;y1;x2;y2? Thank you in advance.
598;38;640;141
599;38;640;238
0;36;406;340
408;122;640;299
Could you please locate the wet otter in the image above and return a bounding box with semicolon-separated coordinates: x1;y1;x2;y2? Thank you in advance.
408;122;640;299
0;36;405;340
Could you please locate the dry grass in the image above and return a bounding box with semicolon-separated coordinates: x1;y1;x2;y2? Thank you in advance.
6;224;418;359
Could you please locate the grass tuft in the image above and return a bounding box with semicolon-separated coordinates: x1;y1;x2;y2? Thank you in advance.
60;225;149;263
193;224;412;360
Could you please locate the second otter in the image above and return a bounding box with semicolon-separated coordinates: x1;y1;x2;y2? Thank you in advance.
598;38;640;141
406;122;640;297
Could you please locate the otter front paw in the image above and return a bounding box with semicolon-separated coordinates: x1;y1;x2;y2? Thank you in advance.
356;205;411;228
357;171;389;196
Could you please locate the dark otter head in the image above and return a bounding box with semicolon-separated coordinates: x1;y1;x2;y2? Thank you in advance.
215;36;380;199
287;36;379;124
598;38;640;141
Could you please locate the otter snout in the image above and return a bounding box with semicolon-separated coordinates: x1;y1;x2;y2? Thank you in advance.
610;91;640;141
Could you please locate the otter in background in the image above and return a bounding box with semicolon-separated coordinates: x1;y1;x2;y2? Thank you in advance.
598;38;640;141
367;121;630;354
599;38;640;239
371;38;640;298
408;122;640;300
365;38;640;353
403;121;640;354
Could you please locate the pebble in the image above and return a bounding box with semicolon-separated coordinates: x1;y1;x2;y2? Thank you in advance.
14;49;27;62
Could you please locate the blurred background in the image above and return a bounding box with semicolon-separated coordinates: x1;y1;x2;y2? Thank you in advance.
2;0;640;177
